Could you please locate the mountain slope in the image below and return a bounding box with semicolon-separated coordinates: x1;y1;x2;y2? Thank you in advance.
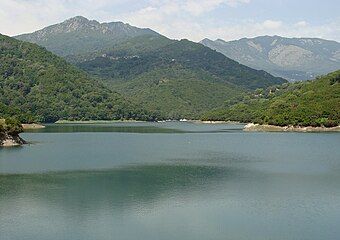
15;16;159;56
0;34;154;122
202;71;340;127
111;64;244;119
76;36;286;89
14;17;287;119
72;35;286;118
201;36;340;81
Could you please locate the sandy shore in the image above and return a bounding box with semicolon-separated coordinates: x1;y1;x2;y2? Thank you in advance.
244;123;340;132
188;120;240;124
22;123;45;130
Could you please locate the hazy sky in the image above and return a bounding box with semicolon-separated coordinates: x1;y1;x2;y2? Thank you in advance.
1;0;339;42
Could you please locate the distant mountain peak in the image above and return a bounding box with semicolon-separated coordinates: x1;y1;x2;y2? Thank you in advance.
200;38;211;42
201;35;340;81
66;15;89;22
55;16;102;32
215;39;227;44
15;16;159;56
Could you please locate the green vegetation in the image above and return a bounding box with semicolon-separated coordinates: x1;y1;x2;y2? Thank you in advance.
202;71;340;127
112;64;243;119
14;17;287;120
0;118;23;135
73;35;286;119
0;34;157;123
77;37;286;90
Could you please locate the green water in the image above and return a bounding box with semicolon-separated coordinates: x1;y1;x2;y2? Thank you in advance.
1;122;340;240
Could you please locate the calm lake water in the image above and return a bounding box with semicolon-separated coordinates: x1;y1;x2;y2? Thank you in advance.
1;122;340;240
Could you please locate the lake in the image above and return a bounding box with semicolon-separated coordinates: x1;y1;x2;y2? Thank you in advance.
1;122;340;240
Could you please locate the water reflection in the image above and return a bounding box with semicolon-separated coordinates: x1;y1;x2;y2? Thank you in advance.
2;163;340;240
0;164;230;210
24;122;245;134
1;123;340;240
24;124;185;133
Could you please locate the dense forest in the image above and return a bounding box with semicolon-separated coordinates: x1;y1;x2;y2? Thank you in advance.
73;35;286;119
9;16;339;126
0;34;158;123
76;36;286;90
12;17;288;121
202;71;340;127
1;33;339;126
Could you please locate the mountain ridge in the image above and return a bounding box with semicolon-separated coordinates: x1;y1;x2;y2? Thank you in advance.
73;35;286;119
15;16;159;56
201;36;340;81
12;17;288;119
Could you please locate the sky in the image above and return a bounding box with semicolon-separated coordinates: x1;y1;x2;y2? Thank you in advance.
0;0;340;42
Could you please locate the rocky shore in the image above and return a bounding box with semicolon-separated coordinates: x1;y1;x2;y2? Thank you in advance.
244;123;340;132
0;132;26;147
0;119;27;147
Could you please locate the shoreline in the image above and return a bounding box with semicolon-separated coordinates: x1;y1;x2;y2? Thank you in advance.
188;120;241;124
22;123;46;130
55;120;240;124
55;120;147;124
0;133;26;147
244;123;340;132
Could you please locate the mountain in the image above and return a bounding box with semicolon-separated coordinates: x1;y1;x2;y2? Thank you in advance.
201;36;340;81
15;17;287;119
15;16;158;56
202;71;340;127
0;34;155;123
72;35;286;119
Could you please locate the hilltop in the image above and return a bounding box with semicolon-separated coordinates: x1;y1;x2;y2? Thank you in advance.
16;16;158;56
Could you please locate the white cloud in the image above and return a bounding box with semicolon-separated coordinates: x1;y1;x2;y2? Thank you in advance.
182;0;250;16
0;0;128;35
199;20;340;42
0;0;339;43
118;0;252;39
261;20;283;29
294;21;308;27
120;4;340;43
225;0;251;7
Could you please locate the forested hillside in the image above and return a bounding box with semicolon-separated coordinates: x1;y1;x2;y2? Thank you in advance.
76;36;286;90
14;16;289;120
0;34;156;122
72;35;286;118
202;71;340;127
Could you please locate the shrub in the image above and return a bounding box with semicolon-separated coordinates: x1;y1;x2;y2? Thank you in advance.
4;118;23;135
